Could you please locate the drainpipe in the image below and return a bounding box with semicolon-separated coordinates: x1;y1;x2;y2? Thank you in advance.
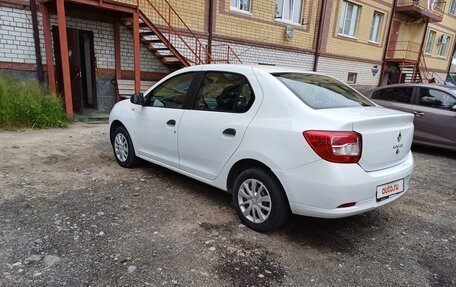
379;0;397;86
313;0;326;72
207;0;214;63
30;0;44;83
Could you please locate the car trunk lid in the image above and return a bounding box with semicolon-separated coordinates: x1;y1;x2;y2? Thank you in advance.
317;107;414;171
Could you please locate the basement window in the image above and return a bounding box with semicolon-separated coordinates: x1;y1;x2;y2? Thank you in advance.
347;72;357;84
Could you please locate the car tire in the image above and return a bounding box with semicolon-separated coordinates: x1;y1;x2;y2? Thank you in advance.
112;126;140;168
233;167;290;232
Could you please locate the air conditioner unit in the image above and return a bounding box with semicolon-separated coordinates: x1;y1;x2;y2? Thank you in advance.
439;35;448;44
285;25;294;40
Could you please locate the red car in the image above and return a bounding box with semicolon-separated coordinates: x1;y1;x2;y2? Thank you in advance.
364;84;456;151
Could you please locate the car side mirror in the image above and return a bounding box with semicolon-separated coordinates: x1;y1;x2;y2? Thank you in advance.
130;93;145;105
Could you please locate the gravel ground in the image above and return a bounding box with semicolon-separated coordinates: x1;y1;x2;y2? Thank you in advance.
0;123;455;286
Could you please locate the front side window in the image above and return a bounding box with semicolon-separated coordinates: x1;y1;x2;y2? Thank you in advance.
230;0;251;12
273;73;373;109
418;88;456;110
438;35;450;58
369;11;383;43
275;0;304;24
373;87;413;104
449;0;456;15
194;72;254;113
338;1;361;37
145;73;195;109
425;31;436;55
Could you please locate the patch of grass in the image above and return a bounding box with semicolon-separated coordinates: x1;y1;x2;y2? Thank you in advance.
0;73;67;129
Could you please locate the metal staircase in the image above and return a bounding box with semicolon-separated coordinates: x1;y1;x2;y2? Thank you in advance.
119;0;242;70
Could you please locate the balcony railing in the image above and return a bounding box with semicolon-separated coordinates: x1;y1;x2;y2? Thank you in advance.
396;0;446;22
385;41;421;62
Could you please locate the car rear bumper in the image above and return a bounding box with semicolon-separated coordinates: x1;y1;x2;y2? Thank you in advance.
275;151;414;218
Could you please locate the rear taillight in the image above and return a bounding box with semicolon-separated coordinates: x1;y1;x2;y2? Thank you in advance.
303;130;362;163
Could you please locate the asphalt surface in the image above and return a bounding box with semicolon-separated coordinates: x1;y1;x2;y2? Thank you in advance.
0;123;455;286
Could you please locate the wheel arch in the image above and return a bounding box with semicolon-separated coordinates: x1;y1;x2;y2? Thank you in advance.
110;120;126;144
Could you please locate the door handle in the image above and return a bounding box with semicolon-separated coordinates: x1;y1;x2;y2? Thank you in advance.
413;111;424;117
223;128;236;136
166;119;176;126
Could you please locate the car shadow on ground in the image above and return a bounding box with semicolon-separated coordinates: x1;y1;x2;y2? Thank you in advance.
412;144;456;159
140;160;385;255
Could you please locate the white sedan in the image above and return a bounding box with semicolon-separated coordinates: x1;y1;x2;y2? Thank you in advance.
109;65;414;232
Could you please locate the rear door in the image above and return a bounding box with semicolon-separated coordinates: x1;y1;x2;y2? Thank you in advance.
132;72;196;168
412;87;456;148
371;86;414;113
178;70;259;180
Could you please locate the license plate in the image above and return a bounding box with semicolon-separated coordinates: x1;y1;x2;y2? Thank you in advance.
376;179;404;201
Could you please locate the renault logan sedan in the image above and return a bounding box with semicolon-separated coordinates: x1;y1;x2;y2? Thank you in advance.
109;65;414;232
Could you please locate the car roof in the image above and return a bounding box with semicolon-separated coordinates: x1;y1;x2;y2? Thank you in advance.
372;83;454;91
177;64;324;76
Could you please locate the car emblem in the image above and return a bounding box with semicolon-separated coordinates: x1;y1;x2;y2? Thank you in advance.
397;132;402;143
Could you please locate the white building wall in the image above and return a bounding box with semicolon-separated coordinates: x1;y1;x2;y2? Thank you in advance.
317;56;381;89
0;6;36;64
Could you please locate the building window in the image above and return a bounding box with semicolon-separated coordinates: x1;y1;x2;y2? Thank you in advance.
275;0;304;24
438;35;450;58
347;72;357;84
338;1;361;38
369;11;383;43
425;30;436;55
449;0;456;15
230;0;251;13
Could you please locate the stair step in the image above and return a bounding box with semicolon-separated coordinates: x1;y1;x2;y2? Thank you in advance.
140;31;156;36
149;47;170;51
142;39;163;44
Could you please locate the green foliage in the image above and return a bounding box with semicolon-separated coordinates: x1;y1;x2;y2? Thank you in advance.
0;73;67;129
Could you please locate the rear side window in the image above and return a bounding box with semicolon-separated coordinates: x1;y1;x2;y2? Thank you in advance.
373;87;413;104
273;73;373;109
418;88;456;110
194;72;254;113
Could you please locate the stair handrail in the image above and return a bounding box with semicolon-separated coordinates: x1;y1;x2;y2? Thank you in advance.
140;0;212;65
419;51;432;83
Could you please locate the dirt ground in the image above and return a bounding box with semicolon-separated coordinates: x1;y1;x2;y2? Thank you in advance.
0;122;455;286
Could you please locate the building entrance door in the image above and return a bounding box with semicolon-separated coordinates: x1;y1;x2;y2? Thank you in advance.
52;27;97;113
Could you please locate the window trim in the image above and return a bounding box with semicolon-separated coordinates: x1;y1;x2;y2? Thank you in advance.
449;0;456;15
425;30;437;55
275;0;304;24
369;11;383;44
437;35;450;58
347;72;357;84
143;72;197;110
190;71;256;114
338;1;361;38
230;0;251;13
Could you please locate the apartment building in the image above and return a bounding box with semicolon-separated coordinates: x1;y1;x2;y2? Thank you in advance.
0;0;455;117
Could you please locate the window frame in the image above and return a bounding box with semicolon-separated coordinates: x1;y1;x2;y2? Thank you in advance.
369;11;383;43
449;0;456;15
275;0;304;25
415;87;456;110
230;0;252;14
338;1;361;38
143;72;197;110
372;87;414;104
425;30;437;55
347;72;357;84
190;71;256;114
438;35;450;58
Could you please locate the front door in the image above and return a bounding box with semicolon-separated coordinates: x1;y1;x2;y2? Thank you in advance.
178;71;259;180
132;72;197;168
52;27;96;113
387;20;401;59
412;87;456;147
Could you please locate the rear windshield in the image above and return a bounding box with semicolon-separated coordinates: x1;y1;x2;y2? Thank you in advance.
273;73;374;109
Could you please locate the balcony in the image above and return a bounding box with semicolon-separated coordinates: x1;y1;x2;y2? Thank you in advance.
396;0;446;22
385;41;421;63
